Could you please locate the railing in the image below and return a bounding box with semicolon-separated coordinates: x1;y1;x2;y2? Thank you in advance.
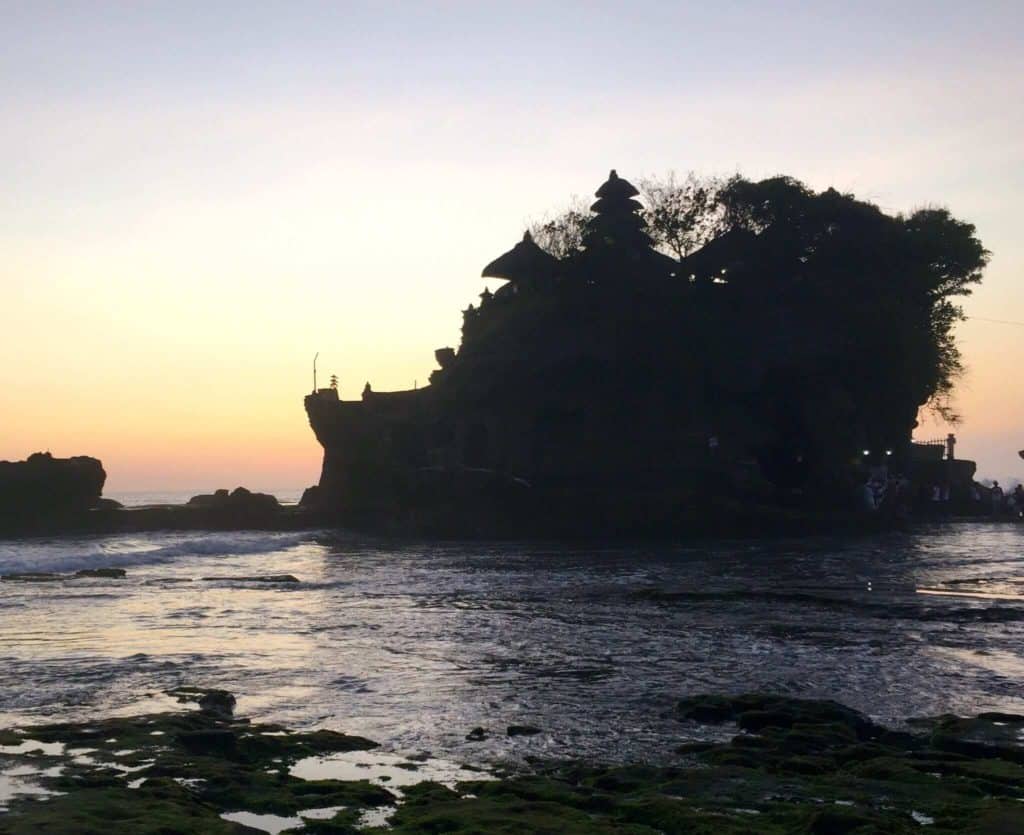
911;434;956;461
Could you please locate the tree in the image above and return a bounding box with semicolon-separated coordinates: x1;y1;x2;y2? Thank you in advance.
531;173;730;262
457;168;988;500
529;196;589;259
713;176;988;432
638;171;727;259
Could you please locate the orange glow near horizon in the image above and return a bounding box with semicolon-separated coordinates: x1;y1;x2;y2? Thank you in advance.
2;175;1022;492
2;5;1021;492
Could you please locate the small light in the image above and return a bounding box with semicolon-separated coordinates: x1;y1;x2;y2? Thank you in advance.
885;449;893;456
862;449;871;456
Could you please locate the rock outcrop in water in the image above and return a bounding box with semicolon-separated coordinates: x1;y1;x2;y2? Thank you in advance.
187;486;280;515
0;466;313;536
306;170;988;536
0;452;106;528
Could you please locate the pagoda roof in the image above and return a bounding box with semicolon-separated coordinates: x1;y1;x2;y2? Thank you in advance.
679;227;759;278
594;169;639;200
590;196;645;214
481;231;560;283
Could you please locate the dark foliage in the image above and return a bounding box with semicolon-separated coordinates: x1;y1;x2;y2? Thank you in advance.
529;196;589;259
465;171;987;499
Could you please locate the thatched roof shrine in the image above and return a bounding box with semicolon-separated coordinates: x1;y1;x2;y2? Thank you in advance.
594;169;639;200
584;169;654;252
481;230;560;283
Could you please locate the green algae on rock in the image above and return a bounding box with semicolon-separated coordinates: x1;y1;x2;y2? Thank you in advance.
2;692;1023;833
0;688;387;834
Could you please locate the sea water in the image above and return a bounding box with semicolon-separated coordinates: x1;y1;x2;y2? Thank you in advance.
106;489;304;507
0;523;1022;764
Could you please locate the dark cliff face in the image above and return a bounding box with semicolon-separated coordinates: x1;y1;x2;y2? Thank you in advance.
0;452;106;523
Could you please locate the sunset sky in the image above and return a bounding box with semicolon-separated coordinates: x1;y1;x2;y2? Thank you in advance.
2;1;1022;492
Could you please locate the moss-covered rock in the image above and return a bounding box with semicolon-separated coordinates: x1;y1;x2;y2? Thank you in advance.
3;692;1024;833
0;688;387;833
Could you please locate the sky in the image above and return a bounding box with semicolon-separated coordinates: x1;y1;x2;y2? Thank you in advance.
1;1;1022;492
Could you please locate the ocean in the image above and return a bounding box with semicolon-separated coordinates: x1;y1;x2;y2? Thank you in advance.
106;489;305;507
1;523;1022;765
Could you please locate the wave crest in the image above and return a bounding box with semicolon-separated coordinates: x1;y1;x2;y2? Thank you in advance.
0;532;316;574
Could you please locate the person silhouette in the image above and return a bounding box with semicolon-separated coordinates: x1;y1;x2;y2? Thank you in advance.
991;481;1004;515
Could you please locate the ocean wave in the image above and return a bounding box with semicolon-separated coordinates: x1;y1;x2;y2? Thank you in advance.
0;532;316;575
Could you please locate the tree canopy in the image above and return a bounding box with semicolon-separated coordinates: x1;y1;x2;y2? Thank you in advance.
527;172;987;430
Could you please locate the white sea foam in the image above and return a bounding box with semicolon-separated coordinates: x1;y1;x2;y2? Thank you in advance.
0;532;316;575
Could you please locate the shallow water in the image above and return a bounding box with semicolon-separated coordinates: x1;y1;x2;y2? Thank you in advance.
1;523;1022;765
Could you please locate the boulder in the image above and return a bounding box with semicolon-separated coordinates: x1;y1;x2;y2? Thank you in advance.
186;489;231;508
198;690;237;718
186;487;280;515
298;485;325;509
0;452;106;522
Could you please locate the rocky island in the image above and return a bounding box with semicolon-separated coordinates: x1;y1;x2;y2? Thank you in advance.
306;170;988;536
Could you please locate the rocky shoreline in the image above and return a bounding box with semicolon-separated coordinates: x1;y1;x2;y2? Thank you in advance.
2;691;1022;833
1;450;1010;542
0;503;324;538
0;503;910;542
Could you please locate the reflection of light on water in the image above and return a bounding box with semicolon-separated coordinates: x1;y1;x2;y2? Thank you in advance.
4;523;1024;763
289;750;490;789
218;807;350;832
358;805;397;828
916;588;1024;601
0;740;65;756
287;750;491;830
0;764;65;811
112;759;154;774
912;810;935;825
300;805;346;820
928;646;1024;680
220;810;304;833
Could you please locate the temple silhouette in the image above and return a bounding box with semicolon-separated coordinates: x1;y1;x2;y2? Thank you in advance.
305;170;983;534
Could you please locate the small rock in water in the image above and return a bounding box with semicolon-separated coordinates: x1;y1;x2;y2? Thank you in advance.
506;725;541;738
73;568;127;579
166;686;238;723
465;727;489;742
198;689;237;718
200;574;300;583
187;486;280;514
1;573;62;583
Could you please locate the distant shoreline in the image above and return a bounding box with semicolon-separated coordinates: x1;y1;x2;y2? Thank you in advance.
1;500;1019;542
